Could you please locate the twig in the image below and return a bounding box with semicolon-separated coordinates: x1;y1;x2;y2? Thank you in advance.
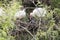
20;26;34;37
15;24;34;37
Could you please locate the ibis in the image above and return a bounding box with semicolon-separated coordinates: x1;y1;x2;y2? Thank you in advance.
30;8;47;18
14;8;26;19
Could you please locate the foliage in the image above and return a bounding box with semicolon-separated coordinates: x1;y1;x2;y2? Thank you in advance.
0;0;60;40
0;0;20;40
51;0;60;8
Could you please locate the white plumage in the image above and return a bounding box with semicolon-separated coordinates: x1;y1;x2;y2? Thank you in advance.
14;9;26;19
30;8;47;17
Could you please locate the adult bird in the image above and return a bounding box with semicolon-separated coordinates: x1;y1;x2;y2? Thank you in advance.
30;7;47;18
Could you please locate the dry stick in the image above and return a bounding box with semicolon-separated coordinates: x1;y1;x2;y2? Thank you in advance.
21;24;37;40
20;26;34;37
15;24;34;37
15;21;36;40
39;17;41;30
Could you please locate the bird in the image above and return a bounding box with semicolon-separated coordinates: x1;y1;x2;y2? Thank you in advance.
30;8;47;18
14;8;26;19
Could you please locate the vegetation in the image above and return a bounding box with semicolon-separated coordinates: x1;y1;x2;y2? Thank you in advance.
0;0;60;40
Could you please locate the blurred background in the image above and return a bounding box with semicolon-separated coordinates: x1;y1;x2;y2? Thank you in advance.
0;0;60;40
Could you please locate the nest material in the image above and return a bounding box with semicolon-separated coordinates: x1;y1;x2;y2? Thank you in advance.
15;17;39;34
11;17;39;40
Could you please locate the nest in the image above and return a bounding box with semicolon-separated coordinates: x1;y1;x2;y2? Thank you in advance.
10;17;39;40
15;17;39;33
